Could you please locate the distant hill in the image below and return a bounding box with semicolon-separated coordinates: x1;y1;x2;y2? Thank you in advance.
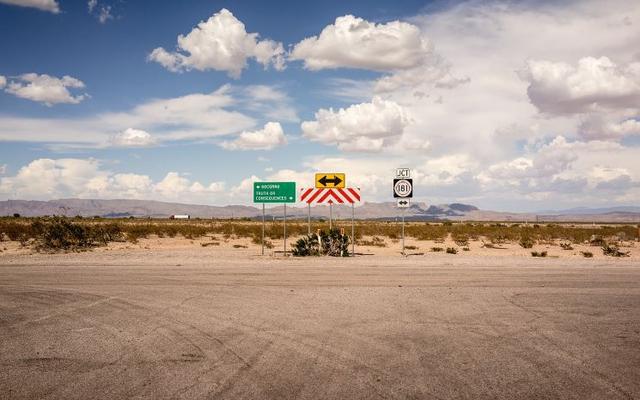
0;198;638;222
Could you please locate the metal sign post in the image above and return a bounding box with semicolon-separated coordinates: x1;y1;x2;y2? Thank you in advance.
307;203;311;235
402;208;405;256
351;202;355;256
261;203;265;255
284;203;287;256
329;202;333;230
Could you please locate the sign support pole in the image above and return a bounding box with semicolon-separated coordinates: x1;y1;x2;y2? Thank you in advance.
329;202;333;231
283;203;287;257
351;202;355;256
307;203;311;235
261;203;265;256
401;208;405;256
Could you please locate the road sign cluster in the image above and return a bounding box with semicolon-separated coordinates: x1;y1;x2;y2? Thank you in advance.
393;168;413;208
250;167;419;256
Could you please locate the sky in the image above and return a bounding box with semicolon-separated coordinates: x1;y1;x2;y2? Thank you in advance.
0;0;639;212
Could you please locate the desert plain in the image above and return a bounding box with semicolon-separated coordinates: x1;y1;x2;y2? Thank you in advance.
1;236;640;399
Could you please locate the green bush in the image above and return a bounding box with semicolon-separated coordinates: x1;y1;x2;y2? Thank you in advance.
446;247;458;254
519;236;535;248
531;251;547;257
292;229;350;257
602;244;629;257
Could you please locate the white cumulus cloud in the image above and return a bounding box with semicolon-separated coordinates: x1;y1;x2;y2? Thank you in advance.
0;75;6;89
149;8;285;78
4;73;87;106
0;159;226;203
0;0;60;13
521;57;640;115
109;128;156;147
290;14;467;93
220;122;286;151
291;15;431;71
301;97;410;152
578;114;640;141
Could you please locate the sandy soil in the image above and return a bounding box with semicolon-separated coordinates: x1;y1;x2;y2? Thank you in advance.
1;242;640;399
1;234;638;260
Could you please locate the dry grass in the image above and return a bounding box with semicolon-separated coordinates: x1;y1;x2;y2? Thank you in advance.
0;217;637;253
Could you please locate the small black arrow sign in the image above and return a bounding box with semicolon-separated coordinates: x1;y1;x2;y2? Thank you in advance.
319;175;343;187
398;200;409;205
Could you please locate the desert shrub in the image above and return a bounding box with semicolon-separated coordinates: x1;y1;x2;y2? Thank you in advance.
358;236;387;247
431;247;444;252
560;242;574;250
405;245;418;250
531;251;547;257
292;229;350;257
251;234;274;249
462;247;470;251
602;244;629;257
201;241;220;247
0;220;32;244
91;223;125;245
446;247;458;254
233;244;248;249
125;224;154;243
292;234;320;256
452;233;469;246
519;236;535;249
581;251;593;258
589;235;605;246
32;218;100;251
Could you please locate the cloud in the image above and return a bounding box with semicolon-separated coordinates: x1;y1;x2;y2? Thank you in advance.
0;164;6;175
521;57;640;115
98;5;113;24
109;128;156;147
291;15;432;71
87;0;113;24
0;158;226;203
476;136;639;197
578;114;640;141
220;122;286;151
237;85;299;122
0;0;60;13
301;97;410;152
149;8;285;78
290;14;468;93
4;73;87;106
0;85;256;145
0;75;6;89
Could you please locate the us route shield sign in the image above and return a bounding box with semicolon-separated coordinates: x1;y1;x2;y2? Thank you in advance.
315;173;345;189
393;178;413;198
253;182;296;203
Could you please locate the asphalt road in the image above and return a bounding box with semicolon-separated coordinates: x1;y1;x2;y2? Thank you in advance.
1;251;639;399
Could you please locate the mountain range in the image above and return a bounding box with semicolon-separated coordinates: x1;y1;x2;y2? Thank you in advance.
1;198;639;222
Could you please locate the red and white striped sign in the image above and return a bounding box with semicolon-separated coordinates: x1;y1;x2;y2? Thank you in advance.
299;187;361;204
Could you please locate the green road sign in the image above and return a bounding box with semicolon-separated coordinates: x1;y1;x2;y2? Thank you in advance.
253;181;296;203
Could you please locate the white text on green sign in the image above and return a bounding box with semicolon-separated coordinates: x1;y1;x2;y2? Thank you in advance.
253;182;296;203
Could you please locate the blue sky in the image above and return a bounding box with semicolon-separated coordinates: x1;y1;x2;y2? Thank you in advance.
0;0;639;211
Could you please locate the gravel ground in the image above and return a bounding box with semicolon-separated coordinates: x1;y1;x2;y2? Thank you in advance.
1;246;639;399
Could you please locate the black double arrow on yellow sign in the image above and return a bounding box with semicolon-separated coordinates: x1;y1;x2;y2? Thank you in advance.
315;173;346;188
